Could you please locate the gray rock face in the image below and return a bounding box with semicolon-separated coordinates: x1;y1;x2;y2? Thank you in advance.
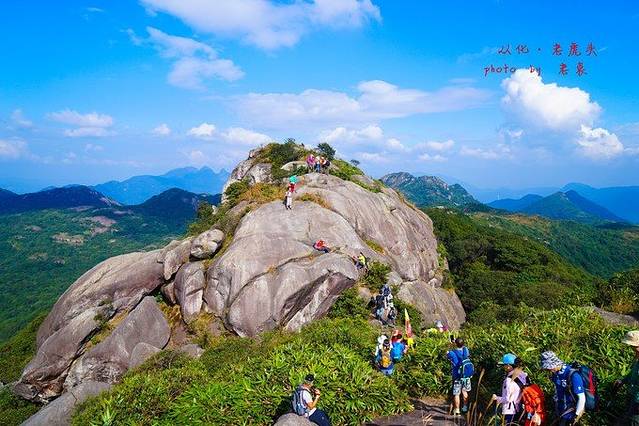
161;281;177;305
191;229;224;259
205;201;365;336
397;280;465;330
36;251;164;349
128;342;162;370
162;238;192;280
177;343;205;359
221;156;273;203
174;262;205;323
281;161;307;171
64;297;169;389
17;308;105;401
274;413;315;426
22;381;111;426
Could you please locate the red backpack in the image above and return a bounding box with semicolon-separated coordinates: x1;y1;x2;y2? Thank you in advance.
515;377;546;425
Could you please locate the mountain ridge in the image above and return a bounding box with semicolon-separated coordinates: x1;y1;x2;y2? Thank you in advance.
380;172;480;208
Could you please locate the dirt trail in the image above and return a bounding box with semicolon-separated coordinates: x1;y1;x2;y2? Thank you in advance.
365;398;468;426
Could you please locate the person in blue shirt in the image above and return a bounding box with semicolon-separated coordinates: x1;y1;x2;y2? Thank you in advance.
390;333;407;362
447;337;471;416
540;351;586;426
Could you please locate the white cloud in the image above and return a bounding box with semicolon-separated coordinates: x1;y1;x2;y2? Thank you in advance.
86;7;104;13
320;125;384;144
153;123;171;136
501;69;601;132
359;151;388;163
0;139;25;159
10;109;33;128
423;139;455;152
85;143;104;152
145;27;244;90
460;146;505;160
186;149;209;166
188;122;216;139
47;109;114;138
140;0;380;50
386;138;405;151
576;125;624;160
48;109;113;127
221;127;271;146
418;153;447;162
64;127;112;138
235;80;490;128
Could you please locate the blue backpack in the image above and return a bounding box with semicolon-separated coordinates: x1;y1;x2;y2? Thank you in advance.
451;347;474;378
291;385;310;416
391;342;405;361
568;363;599;411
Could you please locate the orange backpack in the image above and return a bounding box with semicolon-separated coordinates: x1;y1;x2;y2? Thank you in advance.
519;382;546;425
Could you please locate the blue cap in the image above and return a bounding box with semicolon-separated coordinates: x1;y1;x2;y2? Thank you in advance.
498;353;517;365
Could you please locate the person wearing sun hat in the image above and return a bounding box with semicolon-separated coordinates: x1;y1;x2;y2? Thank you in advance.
615;330;639;425
540;351;585;426
492;353;528;425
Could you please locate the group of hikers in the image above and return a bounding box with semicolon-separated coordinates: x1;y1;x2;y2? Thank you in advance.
445;330;639;425
306;153;331;173
291;324;639;425
371;283;397;326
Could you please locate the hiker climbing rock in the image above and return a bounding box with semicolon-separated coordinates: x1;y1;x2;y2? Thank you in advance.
355;252;368;270
540;351;587;426
291;374;331;426
313;239;330;254
615;330;639;425
447;337;474;416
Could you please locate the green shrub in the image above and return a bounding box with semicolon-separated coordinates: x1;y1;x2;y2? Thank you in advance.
0;389;40;426
328;287;370;321
224;180;250;206
393;298;423;335
317;142;336;160
364;239;384;254
361;261;391;291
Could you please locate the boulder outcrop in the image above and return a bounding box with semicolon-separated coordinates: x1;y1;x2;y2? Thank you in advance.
15;145;465;423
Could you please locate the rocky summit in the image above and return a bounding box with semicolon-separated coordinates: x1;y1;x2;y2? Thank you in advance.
14;144;464;425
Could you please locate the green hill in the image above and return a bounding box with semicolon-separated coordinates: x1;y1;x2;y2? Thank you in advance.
522;190;624;224
472;212;639;278
0;189;217;342
381;172;480;208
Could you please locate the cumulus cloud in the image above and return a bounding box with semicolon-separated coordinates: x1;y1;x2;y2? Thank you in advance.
0;139;26;159
460;145;510;160
140;0;380;50
320;125;384;144
423;139;455;152
418;153;447;162
501;69;601;132
153;123;171;136
221;127;271;146
48;109;114;138
188;122;216;139
185;149;209;166
575;125;624;160
48;109;113;127
10;109;33;128
143;27;244;90
235;80;490;128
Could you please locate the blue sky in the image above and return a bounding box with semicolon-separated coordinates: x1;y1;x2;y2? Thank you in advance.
1;0;639;193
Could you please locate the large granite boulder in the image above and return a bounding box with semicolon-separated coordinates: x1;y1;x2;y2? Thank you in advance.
162;238;192;280
64;297;170;389
22;381;111;426
174;262;205;323
397;280;465;330
221;150;273;203
274;413;315;426
191;229;224;259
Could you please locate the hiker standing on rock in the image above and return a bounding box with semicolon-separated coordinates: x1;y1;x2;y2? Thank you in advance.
615;330;639;425
306;154;316;173
492;353;527;425
291;374;331;426
447;337;474;416
541;351;585;426
285;188;293;210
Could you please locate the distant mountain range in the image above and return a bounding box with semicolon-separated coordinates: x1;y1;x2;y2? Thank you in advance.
0;185;219;223
0;186;120;214
489;190;625;224
94;166;229;205
381;172;480;208
561;183;639;224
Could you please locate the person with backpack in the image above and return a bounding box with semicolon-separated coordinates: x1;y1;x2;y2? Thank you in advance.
375;339;395;376
541;351;586;426
447;337;474;415
355;252;367;270
615;330;639;425
492;354;528;425
313;240;330;254
391;332;407;362
291;374;331;426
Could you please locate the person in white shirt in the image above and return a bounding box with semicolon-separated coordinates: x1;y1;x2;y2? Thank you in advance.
298;374;331;426
492;353;528;425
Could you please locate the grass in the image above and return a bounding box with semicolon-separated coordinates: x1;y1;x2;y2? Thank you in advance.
365;239;384;254
297;193;332;210
71;306;634;425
